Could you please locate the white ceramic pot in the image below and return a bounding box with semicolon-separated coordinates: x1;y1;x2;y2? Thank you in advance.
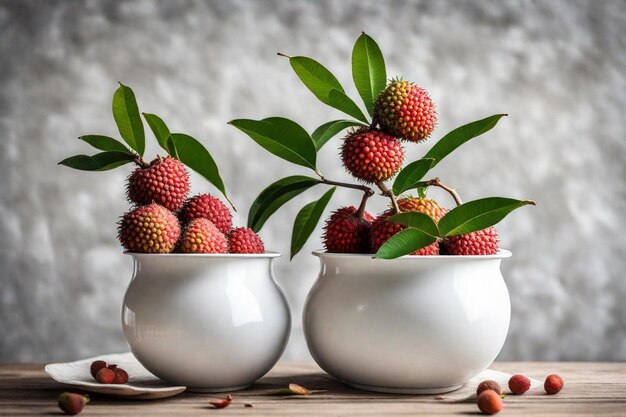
122;252;290;392
303;250;512;394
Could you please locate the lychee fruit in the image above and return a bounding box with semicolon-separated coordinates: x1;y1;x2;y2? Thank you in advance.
371;197;446;255
477;389;503;415
544;374;564;394
477;380;502;396
180;218;228;254
118;203;181;253
441;226;499;255
179;194;232;234
58;392;89;415
322;206;374;253
90;360;107;379
127;156;190;211
228;227;265;254
95;367;115;384
340;129;404;183
374;79;437;142
112;368;129;384
509;374;531;395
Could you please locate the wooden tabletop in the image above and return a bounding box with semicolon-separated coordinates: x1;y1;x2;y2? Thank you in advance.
1;362;625;416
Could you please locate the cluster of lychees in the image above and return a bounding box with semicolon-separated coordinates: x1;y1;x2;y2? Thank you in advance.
475;373;564;415
323;80;498;256
118;156;264;254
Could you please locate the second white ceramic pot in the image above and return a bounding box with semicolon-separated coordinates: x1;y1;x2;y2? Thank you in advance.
303;250;512;394
122;252;290;392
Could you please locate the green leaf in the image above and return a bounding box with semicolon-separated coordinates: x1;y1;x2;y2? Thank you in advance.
375;228;438;259
328;89;369;123
287;56;368;123
78;135;130;153
112;83;145;156
311;119;366;150
387;212;440;237
228;117;317;169
58;151;135;171
143;113;177;156
351;32;386;116
392;158;435;195
170;133;232;207
423;114;507;168
438;197;536;237
248;176;321;232
290;187;336;260
289;56;345;97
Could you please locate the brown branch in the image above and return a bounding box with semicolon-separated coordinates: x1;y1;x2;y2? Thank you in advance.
376;181;400;214
422;178;463;206
314;170;375;218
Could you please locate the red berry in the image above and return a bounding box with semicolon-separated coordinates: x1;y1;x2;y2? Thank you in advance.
509;374;531;395
477;389;503;415
113;368;129;384
374;79;437;142
322;206;374;254
127;156;190;211
58;392;89;415
118;203;181;253
442;227;499;255
477;380;502;396
89;360;106;379
340;129;404;183
95;367;115;384
180;219;228;254
544;374;564;394
179;194;233;234
228;227;265;254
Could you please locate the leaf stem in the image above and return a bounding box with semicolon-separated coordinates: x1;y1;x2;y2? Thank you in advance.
423;178;463;206
376;181;400;214
133;155;149;169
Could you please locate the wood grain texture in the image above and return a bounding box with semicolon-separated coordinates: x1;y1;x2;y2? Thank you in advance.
1;362;625;416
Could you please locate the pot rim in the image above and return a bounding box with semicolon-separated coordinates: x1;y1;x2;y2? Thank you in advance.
125;251;282;259
312;249;512;260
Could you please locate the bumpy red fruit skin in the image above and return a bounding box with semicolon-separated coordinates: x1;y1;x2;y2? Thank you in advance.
58;392;88;415
180;219;228;254
96;367;115;384
477;389;503;415
371;198;445;255
118;203;181;253
374;80;437;142
509;374;531;395
179;194;232;234
113;368;129;384
228;227;265;254
340;129;404;183
323;206;374;254
90;360;106;379
544;374;564;394
127;156;190;211
441;227;499;256
477;380;502;396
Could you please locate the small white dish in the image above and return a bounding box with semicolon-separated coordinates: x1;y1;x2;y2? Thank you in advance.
45;352;186;399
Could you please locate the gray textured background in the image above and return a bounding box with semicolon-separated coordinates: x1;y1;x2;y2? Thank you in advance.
1;0;625;363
